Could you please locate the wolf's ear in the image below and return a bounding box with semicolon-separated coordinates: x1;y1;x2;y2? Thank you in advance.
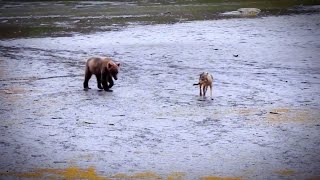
117;63;120;67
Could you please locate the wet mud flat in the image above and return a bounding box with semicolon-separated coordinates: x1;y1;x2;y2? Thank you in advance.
1;11;320;180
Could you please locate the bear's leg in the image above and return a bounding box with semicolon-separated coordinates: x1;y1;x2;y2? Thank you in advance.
108;76;114;88
101;74;112;92
96;74;103;90
83;71;92;90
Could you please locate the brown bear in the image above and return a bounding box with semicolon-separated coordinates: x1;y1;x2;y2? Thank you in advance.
83;57;120;92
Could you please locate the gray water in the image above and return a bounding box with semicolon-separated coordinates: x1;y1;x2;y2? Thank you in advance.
0;9;320;180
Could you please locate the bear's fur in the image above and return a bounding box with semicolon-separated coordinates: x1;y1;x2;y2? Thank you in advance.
83;57;120;91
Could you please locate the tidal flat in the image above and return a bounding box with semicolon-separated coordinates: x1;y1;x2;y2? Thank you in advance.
0;1;320;180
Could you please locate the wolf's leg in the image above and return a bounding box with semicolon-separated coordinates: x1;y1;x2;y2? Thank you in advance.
203;86;208;97
210;85;213;100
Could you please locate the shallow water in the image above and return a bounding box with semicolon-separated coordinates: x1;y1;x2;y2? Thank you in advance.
1;8;320;180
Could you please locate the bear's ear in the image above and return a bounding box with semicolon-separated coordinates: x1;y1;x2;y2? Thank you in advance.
107;63;113;69
117;63;120;67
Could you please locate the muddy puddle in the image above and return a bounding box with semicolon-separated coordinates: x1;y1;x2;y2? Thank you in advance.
1;1;320;180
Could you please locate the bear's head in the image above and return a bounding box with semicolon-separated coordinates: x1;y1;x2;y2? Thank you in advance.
108;62;120;80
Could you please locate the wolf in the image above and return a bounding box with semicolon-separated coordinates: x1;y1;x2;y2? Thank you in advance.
193;72;213;100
